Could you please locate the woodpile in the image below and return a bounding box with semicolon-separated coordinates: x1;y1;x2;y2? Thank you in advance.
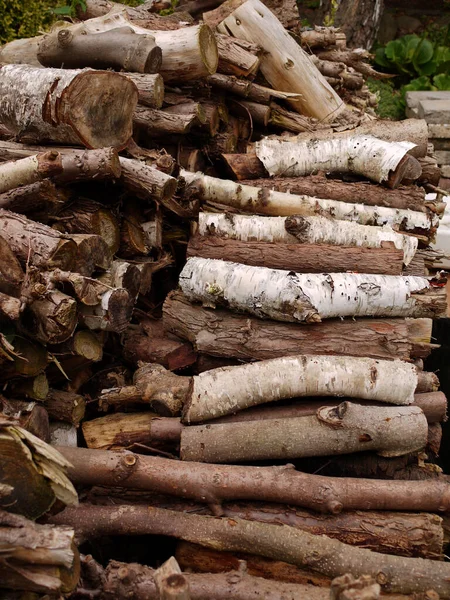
0;0;449;598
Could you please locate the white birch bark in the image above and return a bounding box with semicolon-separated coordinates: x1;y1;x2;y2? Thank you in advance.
0;155;56;194
181;403;428;460
182;170;436;235
210;0;344;121
179;257;442;322
255;136;417;184
198;213;418;265
183;355;418;423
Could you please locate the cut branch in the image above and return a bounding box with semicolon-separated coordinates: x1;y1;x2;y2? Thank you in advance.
0;152;63;194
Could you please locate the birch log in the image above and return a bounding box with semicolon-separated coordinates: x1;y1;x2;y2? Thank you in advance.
51;504;450;596
0;64;138;148
163;291;432;361
181;171;436;236
180;403;428;462
179;258;446;322
255;136;420;187
182;355;418;423
0;152;63;194
204;0;344;121
197;213;418;265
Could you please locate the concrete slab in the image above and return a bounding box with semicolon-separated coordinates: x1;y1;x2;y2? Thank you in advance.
418;99;450;124
406;91;450;109
435;150;450;165
428;124;450;138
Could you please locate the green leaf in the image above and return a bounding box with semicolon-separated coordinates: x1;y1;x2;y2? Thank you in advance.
415;60;437;76
402;76;433;95
385;39;406;63
374;47;391;68
433;73;450;91
404;36;421;62
50;5;72;15
413;38;434;65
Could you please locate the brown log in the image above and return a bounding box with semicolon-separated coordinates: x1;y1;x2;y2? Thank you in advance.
0;179;68;219
70;233;112;276
0;65;138;149
236;100;270;126
37;27;162;74
316;49;393;80
0;234;23;297
300;27;347;49
164;102;208;127
123;72;164;108
45;389;86;427
57;446;450;514
50;503;450;596
0;337;48;380
179;402;428;463
163;290;430;361
269;103;321;134
187;235;404;275
239;174;427;211
153;557;191;600
0;210;76;271
100;559;331;599
178;499;445;559
417;371;440;393
221;152;266;180
123;322;197;370
134;105;196;137
8;373;49;402
53;198;120;255
0;142;122;184
215;34;260;77
0;292;20;321
0;397;49;442
0;510;79;595
119;200;150;258
78;288;134;333
49;329;104;362
206;73;304;104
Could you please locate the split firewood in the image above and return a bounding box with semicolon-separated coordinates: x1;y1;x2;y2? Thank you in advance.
57;445;450;513
163;291;433;361
204;0;344;121
0;152;63;195
123;72;165;108
51;503;450;596
180;402;428;462
255;136;421;188
187;236;405;275
206;73;303;104
37;27;162;73
0;421;77;519
197;214;418;265
180;258;446;322
0;397;49;442
0;64;138;148
238;175;427;212
0;510;79;596
182;171;436;236
215;34;261;77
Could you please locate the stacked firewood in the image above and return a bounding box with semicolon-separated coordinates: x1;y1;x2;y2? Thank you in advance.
1;0;450;598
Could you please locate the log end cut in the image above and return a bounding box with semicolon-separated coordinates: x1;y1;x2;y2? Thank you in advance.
199;24;219;76
65;71;139;149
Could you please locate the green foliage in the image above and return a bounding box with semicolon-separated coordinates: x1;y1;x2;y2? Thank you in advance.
0;0;59;44
159;0;179;16
366;78;405;121
372;30;450;120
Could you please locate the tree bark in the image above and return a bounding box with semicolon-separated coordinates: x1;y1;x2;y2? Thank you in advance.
238;175;427;212
0;510;79;595
206;73;303;104
45;389;86;427
180;403;428;462
50;503;450;596
0;234;23;297
134;105;196;137
78;288;134;333
70;233;113;276
8;373;49;401
181;170;436;236
179;258;446;322
204;0;344;121
49;329;104;362
21;289;78;345
215;34;261;77
0;179;67;220
154;557;191;600
0;152;63;194
316;0;384;49
1;336;48;380
57;446;450;514
37;26;162;74
177;499;445;559
197;213;418;265
187;236;405;275
163;290;431;361
255;136;420;188
0;64;138;149
123;72;164;108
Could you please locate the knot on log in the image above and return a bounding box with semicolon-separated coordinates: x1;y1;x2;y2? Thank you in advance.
113;452;138;484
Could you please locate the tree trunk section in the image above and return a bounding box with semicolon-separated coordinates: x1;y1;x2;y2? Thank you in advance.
0;152;63;194
180;402;428;462
180;258;446;322
163;290;431;361
57;446;450;514
50;503;450;596
37;26;162;73
0;180;67;219
215;34;260;77
187;236;405;275
204;0;344;121
0;64;138;149
45;389;86;427
123;72;164;107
